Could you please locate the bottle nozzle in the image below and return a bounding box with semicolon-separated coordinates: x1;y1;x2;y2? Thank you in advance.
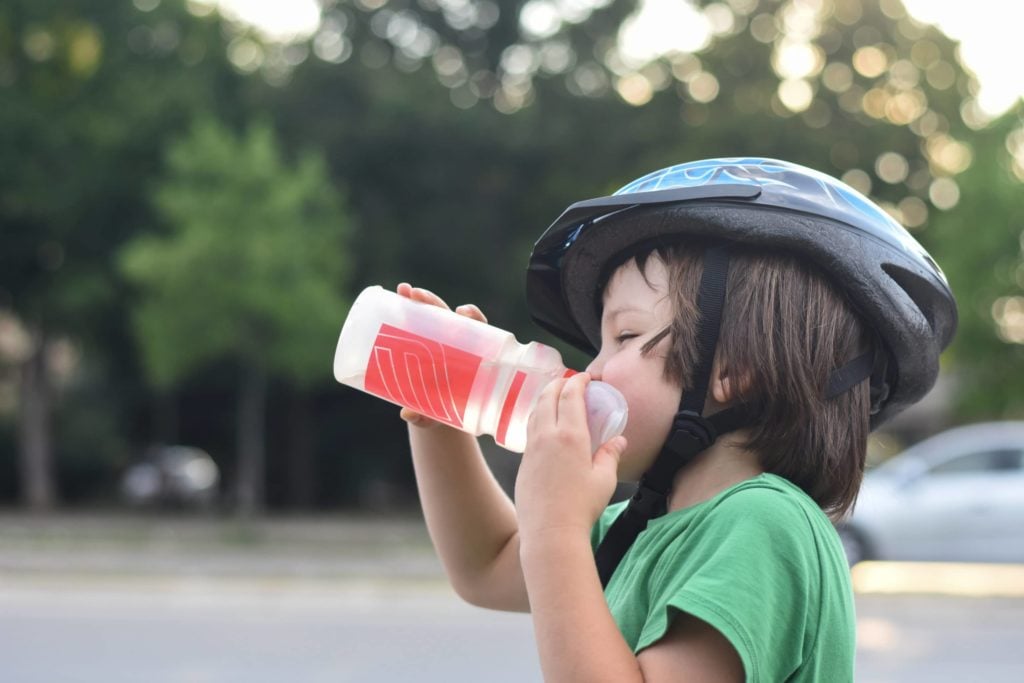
584;381;629;451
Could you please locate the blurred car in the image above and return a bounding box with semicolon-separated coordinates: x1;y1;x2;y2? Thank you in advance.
121;444;220;510
837;422;1024;565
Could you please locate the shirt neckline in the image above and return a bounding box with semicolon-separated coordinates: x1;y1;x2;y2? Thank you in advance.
646;472;784;529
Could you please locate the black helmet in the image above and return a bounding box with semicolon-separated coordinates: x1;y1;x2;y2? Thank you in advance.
525;157;958;586
527;157;957;428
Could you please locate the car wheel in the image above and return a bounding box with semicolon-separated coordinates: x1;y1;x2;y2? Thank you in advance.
837;525;871;566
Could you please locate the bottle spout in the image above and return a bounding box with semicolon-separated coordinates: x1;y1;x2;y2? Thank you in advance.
584;381;629;450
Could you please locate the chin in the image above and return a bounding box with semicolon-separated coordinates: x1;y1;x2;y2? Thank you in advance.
616;446;658;483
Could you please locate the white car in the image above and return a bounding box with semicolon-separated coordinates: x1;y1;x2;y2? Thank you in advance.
837;422;1024;565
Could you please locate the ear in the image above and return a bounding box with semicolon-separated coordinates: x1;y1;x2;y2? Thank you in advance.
711;364;752;404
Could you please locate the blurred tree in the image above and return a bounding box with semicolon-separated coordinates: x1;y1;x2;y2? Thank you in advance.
928;108;1024;419
268;0;985;335
263;0;1016;489
120;117;352;515
0;0;245;509
269;0;981;284
3;0;1017;509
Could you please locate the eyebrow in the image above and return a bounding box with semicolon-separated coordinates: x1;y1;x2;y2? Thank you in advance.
604;306;646;321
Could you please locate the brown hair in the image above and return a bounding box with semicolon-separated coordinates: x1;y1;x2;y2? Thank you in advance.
630;241;872;520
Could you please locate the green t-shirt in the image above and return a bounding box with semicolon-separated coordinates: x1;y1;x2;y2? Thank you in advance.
591;473;855;682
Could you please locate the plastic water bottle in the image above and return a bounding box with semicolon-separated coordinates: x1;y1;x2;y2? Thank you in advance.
333;286;628;453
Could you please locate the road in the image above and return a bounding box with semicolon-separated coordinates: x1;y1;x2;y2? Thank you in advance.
1;513;1022;681
2;575;1023;682
0;576;538;682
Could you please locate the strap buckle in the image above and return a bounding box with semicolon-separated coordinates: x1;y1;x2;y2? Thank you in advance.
664;410;717;459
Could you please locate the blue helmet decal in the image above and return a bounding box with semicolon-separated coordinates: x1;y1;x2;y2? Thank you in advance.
616;157;799;194
614;157;935;268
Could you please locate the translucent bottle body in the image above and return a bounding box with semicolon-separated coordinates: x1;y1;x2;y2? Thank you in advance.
333;286;627;453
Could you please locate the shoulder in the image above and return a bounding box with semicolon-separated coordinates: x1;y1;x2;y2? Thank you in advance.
631;475;829;592
664;474;836;591
713;474;820;516
700;474;823;540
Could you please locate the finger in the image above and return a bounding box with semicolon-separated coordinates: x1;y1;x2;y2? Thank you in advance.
410;286;451;310
400;407;427;425
593;435;627;474
454;304;488;323
399;283;452;310
557;372;590;430
530;376;567;433
401;406;443;428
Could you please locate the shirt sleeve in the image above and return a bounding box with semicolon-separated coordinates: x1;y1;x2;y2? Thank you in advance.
635;488;821;682
591;500;629;553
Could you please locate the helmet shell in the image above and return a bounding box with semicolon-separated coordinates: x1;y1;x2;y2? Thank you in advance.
526;157;958;428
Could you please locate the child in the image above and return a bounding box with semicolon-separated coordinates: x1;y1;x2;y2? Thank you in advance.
398;158;956;682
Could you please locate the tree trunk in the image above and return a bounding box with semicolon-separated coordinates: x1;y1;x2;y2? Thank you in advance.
287;391;315;509
154;390;179;444
235;364;267;517
17;328;57;511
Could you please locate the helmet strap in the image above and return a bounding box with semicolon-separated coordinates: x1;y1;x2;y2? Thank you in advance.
595;245;741;587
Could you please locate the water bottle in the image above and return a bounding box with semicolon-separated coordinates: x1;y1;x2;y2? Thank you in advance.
333;286;628;453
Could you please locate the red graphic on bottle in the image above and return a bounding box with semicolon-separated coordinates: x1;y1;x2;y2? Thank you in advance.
364;324;483;429
495;370;527;447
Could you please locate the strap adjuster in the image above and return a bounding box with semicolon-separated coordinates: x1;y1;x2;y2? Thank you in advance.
628;482;668;519
664;410;717;458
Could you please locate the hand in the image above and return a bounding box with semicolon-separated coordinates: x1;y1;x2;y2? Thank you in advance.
515;373;628;541
395;282;488;429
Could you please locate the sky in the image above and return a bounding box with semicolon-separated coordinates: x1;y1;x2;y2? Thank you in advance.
207;0;1023;117
899;0;1023;115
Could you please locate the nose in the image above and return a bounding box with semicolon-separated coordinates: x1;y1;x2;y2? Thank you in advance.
585;355;604;379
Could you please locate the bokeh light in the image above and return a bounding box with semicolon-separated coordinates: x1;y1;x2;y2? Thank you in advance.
928;177;961;210
992;297;1024;344
876;152;909;184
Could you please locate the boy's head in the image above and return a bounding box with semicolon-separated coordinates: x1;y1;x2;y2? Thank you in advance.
527;158;957;522
590;242;873;518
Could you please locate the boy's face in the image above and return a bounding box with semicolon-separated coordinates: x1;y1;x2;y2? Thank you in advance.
586;256;682;481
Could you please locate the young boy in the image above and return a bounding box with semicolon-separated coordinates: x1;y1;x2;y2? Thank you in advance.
398;158;957;682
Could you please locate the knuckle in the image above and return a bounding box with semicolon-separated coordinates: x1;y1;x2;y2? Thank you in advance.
555;427;582;447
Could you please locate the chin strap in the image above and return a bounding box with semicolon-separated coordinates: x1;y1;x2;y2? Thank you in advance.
593;245;878;588
595;245;735;588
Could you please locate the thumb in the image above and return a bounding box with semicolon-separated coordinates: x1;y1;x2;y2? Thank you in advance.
593;435;627;474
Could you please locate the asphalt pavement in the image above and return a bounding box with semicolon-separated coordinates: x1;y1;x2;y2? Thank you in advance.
1;512;1022;682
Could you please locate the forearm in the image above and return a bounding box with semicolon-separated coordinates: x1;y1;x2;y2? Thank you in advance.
520;531;644;683
409;423;526;610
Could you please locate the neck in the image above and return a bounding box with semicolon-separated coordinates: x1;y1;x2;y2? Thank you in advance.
666;430;763;512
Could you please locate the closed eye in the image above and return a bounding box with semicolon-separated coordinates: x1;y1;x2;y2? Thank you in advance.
615;332;639;345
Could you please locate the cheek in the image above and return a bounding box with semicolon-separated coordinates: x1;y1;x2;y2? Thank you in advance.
600;352;680;462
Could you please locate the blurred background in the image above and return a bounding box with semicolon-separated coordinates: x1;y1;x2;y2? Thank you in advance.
1;0;1022;680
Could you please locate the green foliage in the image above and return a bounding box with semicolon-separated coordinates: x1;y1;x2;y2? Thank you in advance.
0;0;248;507
927;108;1024;419
5;0;1024;507
120;118;352;389
0;0;242;329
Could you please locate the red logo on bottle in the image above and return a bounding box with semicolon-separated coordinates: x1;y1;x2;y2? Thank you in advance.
364;324;482;429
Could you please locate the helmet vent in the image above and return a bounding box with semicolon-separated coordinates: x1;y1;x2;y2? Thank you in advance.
881;262;939;333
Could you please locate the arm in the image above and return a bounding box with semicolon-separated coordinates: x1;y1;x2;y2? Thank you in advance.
399;284;529;612
409;422;528;611
521;534;742;682
517;374;743;682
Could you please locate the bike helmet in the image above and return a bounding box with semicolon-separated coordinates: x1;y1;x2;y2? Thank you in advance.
525;157;958;585
528;157;956;427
